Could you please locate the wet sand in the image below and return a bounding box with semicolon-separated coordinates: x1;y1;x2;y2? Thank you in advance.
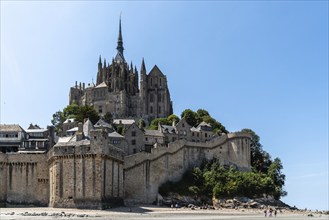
0;206;327;220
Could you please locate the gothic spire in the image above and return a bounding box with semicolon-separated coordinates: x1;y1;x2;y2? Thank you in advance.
116;15;124;56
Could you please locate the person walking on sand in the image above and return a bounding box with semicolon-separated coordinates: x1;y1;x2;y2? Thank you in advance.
274;210;277;217
264;209;267;217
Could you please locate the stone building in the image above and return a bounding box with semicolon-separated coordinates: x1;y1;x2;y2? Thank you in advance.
0;124;26;153
0;124;54;153
123;122;145;155
69;18;173;122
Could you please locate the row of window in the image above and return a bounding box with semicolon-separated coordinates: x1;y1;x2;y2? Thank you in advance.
28;132;45;138
94;89;106;98
0;133;18;138
150;106;162;114
149;93;165;102
150;77;163;87
192;132;209;138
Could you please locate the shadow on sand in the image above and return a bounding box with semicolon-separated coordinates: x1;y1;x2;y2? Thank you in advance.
105;205;164;214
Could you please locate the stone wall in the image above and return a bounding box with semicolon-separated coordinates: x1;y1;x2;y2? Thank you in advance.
123;132;251;204
48;129;125;209
0;152;49;207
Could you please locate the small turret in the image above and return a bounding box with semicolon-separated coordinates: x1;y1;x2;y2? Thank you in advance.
130;61;133;72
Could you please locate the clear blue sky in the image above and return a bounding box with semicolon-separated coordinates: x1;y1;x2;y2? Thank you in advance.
1;1;328;211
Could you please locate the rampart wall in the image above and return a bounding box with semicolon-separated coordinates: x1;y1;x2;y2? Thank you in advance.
123;133;251;204
0;152;49;207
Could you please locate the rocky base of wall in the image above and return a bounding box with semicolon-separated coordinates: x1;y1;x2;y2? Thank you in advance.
0;201;48;208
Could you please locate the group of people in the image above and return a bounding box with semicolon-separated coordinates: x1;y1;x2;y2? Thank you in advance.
264;208;277;217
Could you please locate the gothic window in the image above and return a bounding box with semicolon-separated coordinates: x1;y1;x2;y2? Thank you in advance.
150;94;154;102
150;106;153;114
158;93;161;102
158;106;161;114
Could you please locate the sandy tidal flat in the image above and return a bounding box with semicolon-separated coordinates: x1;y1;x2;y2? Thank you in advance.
0;206;327;220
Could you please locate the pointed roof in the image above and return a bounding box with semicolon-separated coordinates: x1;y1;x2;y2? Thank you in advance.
95;81;107;88
148;65;165;77
108;131;124;138
0;124;25;132
94;119;113;129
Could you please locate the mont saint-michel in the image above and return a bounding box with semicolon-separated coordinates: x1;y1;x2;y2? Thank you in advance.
0;18;252;209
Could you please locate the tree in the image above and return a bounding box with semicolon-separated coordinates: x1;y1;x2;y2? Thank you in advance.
149;118;170;130
181;109;198;127
138;119;146;129
75;105;100;124
63;103;80;119
167;114;180;125
51;111;65;134
196;109;210;123
103;112;113;124
51;104;100;135
268;158;287;199
241;128;271;173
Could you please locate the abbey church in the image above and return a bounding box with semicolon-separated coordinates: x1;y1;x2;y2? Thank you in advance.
69;18;173;121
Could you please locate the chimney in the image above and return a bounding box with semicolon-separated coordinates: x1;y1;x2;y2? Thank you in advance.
79;82;82;90
75;81;77;88
76;122;84;141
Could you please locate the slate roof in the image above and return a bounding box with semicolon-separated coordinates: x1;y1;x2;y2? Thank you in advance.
160;125;176;134
66;127;78;132
26;128;48;133
0;124;25;132
95;81;107;88
94;119;113;129
115;52;125;62
144;129;165;137
108;131;124;138
197;121;212;128
113;119;135;125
